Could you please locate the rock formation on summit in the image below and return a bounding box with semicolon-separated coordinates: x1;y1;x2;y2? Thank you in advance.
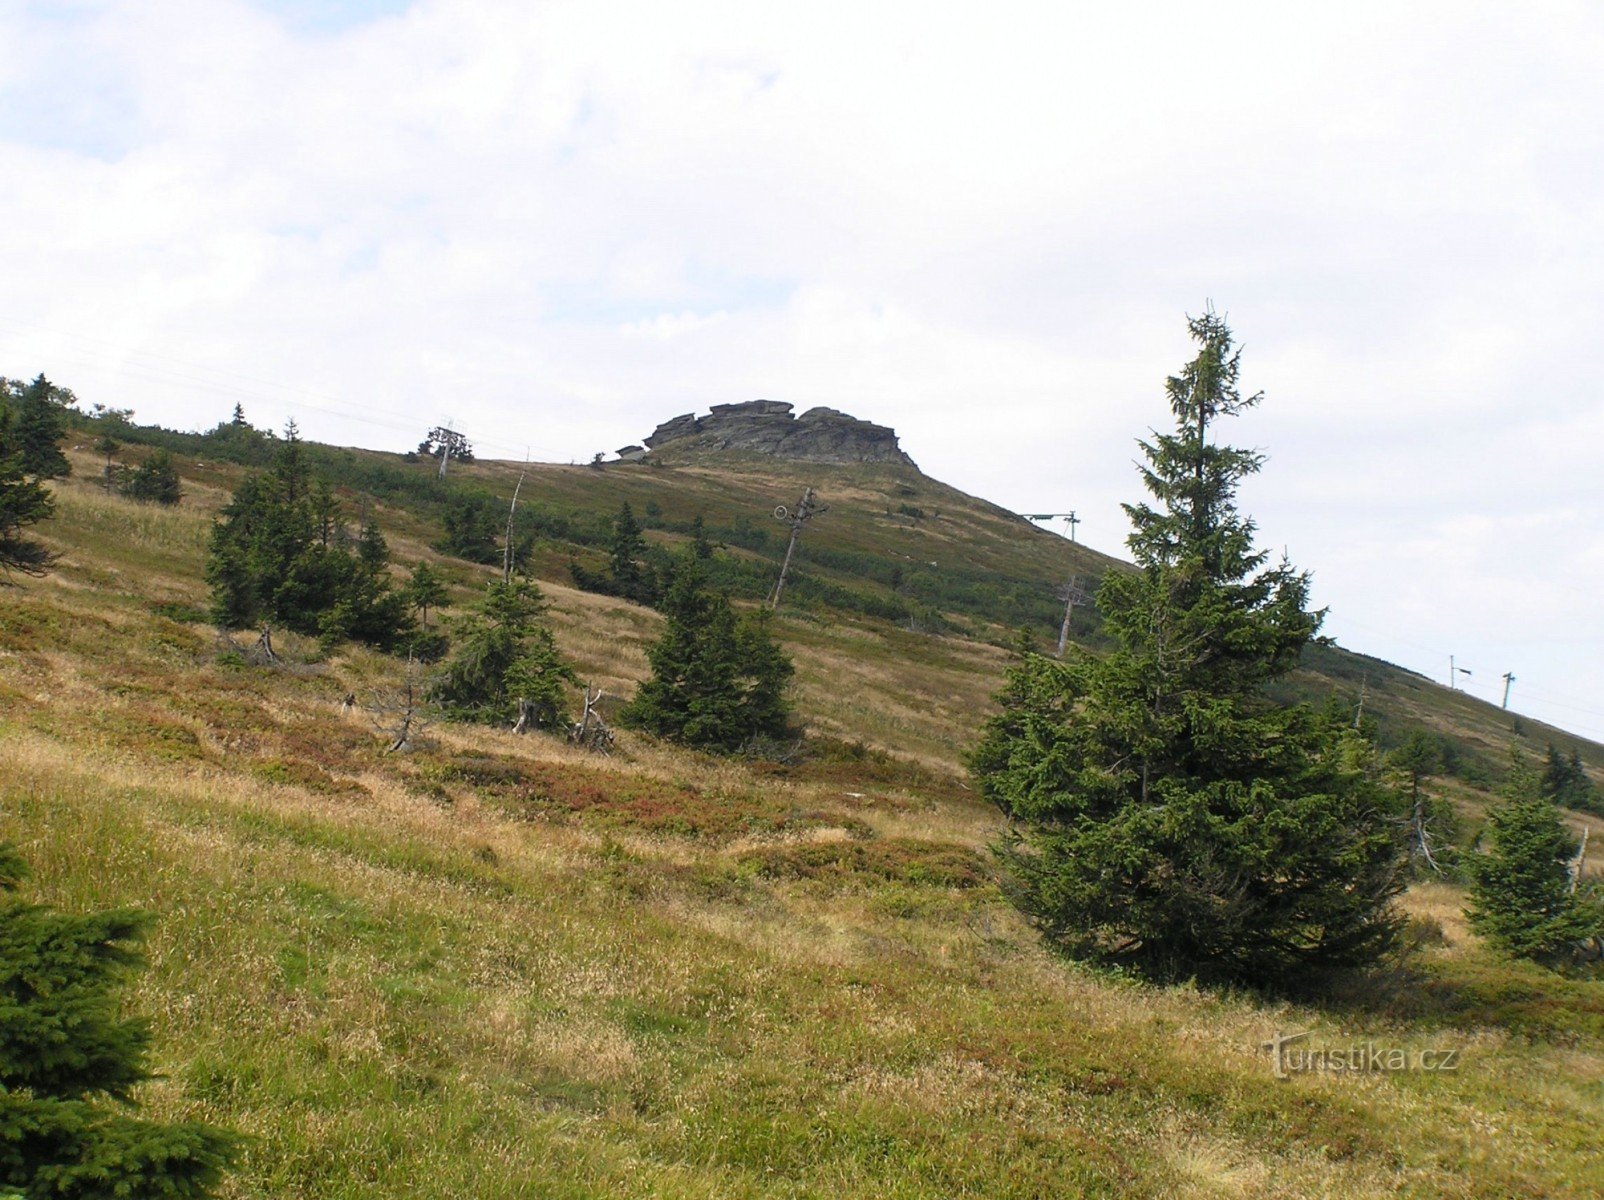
642;401;916;468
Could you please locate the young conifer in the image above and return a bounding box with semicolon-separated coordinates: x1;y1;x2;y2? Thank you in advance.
0;844;237;1197
1467;755;1603;964
620;554;793;752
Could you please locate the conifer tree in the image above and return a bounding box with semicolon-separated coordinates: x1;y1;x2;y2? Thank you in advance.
0;843;237;1197
119;450;183;506
1539;743;1600;814
94;433;121;491
206;424;411;649
570;502;660;604
605;502;652;601
12;375;72;481
0;407;57;579
405;561;449;629
971;309;1406;987
1467;755;1603;964
688;514;713;560
437;493;503;564
620;555;794;752
430;578;575;729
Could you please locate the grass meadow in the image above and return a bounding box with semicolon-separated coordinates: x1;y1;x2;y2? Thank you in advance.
1;455;1602;1198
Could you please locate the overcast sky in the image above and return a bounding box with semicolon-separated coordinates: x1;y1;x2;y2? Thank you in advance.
3;0;1601;742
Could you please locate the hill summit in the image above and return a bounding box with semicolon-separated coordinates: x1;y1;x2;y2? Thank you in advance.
638;400;916;468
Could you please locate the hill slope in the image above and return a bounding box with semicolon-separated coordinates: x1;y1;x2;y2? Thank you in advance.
2;433;1602;1198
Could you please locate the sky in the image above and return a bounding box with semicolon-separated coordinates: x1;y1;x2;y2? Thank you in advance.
2;0;1601;742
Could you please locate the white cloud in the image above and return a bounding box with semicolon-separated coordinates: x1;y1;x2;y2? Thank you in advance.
2;0;1602;739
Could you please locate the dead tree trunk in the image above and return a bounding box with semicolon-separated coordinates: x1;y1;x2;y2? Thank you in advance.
250;626;278;666
1410;784;1441;874
503;463;527;584
371;657;429;753
568;685;614;754
1055;575;1088;658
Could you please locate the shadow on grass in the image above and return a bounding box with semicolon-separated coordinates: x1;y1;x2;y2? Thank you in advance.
1316;948;1604;1044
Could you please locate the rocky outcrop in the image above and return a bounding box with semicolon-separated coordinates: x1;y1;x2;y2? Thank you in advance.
643;400;916;468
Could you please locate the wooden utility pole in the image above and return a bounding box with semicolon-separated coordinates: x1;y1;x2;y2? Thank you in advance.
1055;575;1090;657
1501;671;1516;709
770;487;825;609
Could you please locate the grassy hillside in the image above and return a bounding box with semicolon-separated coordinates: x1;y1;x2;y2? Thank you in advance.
3;439;1603;1197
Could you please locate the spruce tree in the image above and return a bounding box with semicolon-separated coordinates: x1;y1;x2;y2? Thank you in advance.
93;434;120;491
0;407;57;579
430;578;575;728
1539;743;1600;814
119;450;182;506
437;493;502;564
571;502;660;604
1389;733;1459;877
405;561;449;629
606;502;654;603
619;555;794;752
13;375;72;481
971;309;1406;988
205;426;411;649
1467;755;1603;964
0;844;237;1197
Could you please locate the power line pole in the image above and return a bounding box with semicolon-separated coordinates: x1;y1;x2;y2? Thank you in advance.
1055;574;1090;657
1501;671;1516;710
1450;656;1472;691
769;486;826;609
1024;511;1078;541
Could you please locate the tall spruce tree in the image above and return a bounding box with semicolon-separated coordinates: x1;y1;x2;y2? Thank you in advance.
971;309;1406;988
570;501;660;604
0;844;237;1197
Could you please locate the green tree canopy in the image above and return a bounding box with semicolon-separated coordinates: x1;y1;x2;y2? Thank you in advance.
1540;742;1601;815
206;424;412;650
570;501;661;605
619;554;794;752
405;560;449;629
119;449;183;506
0;843;237;1197
0;406;58;579
1467;754;1603;965
436;492;503;564
430;578;576;730
971;309;1406;988
7;375;73;481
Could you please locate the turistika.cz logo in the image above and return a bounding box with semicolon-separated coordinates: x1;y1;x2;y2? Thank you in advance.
1261;1031;1461;1080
